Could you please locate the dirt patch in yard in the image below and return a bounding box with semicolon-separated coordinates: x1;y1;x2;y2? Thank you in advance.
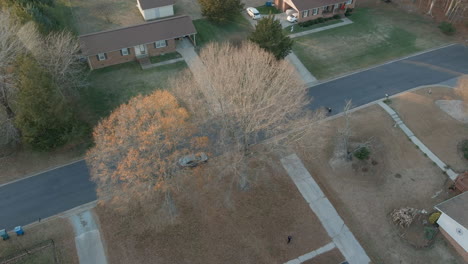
294;104;464;264
96;156;332;264
0;218;78;264
391;86;468;173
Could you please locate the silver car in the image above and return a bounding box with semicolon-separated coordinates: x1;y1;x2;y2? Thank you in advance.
178;153;208;167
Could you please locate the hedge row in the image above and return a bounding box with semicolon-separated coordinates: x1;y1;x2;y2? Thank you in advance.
297;14;342;27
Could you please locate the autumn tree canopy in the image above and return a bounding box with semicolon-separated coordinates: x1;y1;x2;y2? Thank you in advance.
86;90;208;207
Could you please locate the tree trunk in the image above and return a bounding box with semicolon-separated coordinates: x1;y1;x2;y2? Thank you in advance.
428;0;437;15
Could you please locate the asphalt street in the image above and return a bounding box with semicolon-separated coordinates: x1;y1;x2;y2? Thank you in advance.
1;44;467;231
308;44;468;111
0;160;95;230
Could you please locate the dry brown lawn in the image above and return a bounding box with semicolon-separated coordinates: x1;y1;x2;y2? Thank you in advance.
96;156;333;264
391;86;468;173
294;104;464;264
0;218;78;264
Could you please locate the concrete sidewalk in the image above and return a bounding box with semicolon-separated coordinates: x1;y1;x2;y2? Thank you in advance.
289;18;353;38
70;210;107;264
141;57;185;70
286;51;318;86
378;101;458;180
281;154;370;264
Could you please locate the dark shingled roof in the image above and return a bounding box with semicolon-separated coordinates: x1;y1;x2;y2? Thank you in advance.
138;0;175;9
435;192;468;228
79;16;196;56
289;0;347;10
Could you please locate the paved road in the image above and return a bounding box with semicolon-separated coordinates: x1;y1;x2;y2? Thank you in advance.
308;44;468;111
0;44;467;231
0;160;95;230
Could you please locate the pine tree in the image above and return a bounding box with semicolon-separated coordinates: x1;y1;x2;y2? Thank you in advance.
15;55;75;150
248;16;293;60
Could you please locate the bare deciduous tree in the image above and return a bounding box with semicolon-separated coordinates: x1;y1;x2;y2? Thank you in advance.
172;42;319;188
0;11;22;145
18;22;87;98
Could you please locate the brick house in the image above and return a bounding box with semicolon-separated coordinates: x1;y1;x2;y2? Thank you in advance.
79;16;196;70
274;0;355;22
435;192;468;263
137;0;175;21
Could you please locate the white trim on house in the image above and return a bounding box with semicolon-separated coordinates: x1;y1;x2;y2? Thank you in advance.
437;213;468;252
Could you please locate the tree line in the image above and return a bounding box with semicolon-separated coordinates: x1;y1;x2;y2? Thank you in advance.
0;10;87;151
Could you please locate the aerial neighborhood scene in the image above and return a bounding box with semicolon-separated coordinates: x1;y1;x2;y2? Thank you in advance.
1;0;468;262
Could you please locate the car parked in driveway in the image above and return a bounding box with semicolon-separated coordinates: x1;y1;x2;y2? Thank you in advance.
287;13;298;23
246;7;261;20
178;152;208;167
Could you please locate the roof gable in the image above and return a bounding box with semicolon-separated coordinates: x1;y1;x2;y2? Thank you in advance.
79;16;196;56
138;0;175;9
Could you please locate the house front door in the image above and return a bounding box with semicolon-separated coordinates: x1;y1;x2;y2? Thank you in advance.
134;44;147;57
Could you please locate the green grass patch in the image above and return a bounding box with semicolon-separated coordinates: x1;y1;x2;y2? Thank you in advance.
44;0;78;34
292;7;454;80
256;6;280;15
80;61;187;124
284;19;342;34
149;52;182;64
193;13;253;47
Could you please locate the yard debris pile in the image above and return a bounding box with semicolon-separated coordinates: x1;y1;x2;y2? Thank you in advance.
391;207;419;228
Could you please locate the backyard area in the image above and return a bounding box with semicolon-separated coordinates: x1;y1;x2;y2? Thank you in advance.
293;103;464;263
193;14;253;47
293;2;454;80
390;85;468;173
68;0;203;34
0;218;78;264
95;154;343;263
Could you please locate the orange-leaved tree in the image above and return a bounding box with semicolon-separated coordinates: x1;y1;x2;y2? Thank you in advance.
86;90;208;210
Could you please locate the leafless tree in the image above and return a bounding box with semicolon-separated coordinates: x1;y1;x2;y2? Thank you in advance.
339;100;353;160
172;42;320;188
18;23;87;99
0;11;22;145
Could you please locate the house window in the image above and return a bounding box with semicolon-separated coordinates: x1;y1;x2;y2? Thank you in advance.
346;0;353;4
121;48;130;56
312;8;318;15
334;3;339;8
155;40;167;48
302;10;309;18
97;53;107;61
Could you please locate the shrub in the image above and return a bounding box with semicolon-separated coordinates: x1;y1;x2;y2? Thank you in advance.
429;212;441;225
354;147;370;160
317;17;324;23
333;14;341;19
438;22;456;35
345;8;353;17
